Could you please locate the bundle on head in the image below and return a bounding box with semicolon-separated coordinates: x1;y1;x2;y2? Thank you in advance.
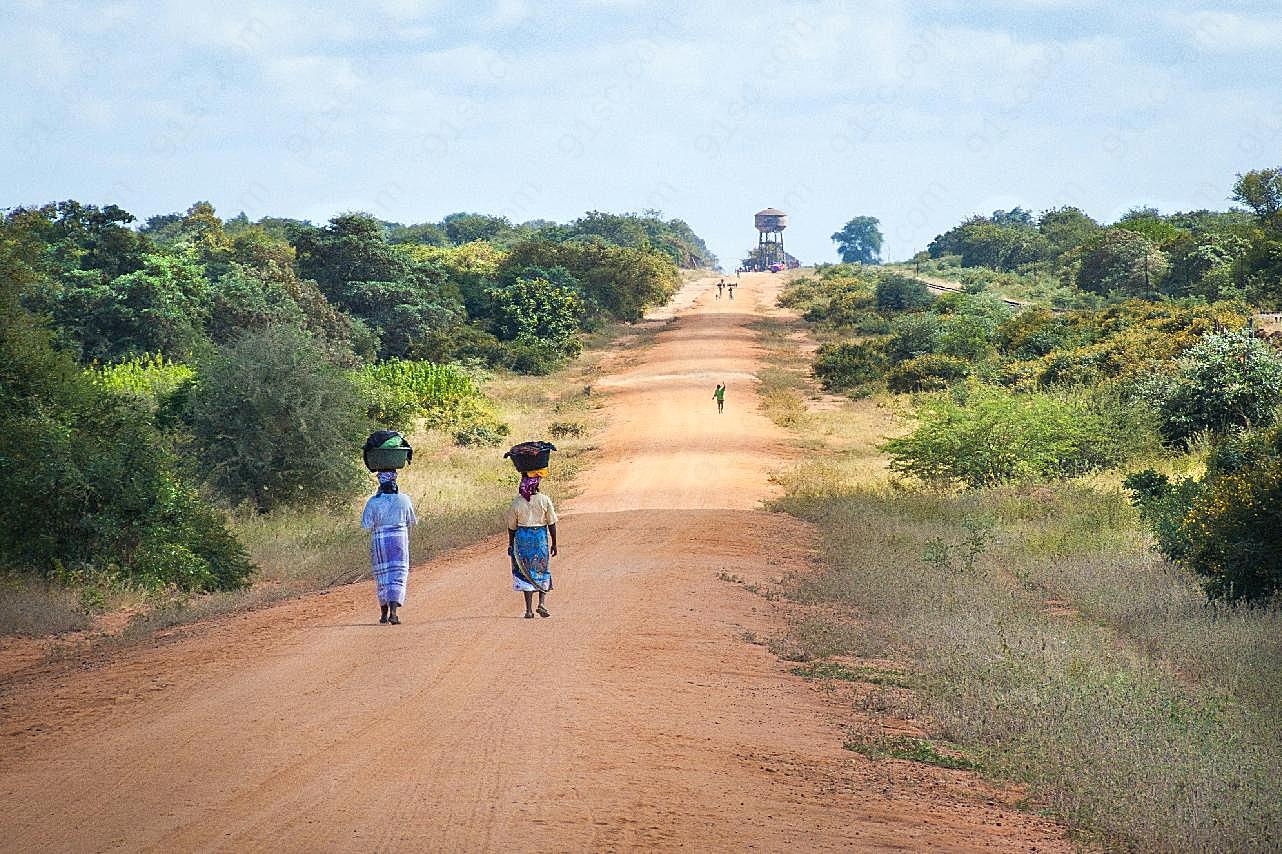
504;441;556;474
363;430;413;472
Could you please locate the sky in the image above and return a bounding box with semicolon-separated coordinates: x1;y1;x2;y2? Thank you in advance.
4;0;1281;266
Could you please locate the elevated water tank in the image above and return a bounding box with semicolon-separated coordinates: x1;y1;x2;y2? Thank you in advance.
755;208;788;233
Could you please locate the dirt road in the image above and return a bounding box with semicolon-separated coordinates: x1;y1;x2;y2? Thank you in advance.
0;274;1068;852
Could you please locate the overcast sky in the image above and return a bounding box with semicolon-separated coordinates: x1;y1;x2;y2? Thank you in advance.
5;0;1280;265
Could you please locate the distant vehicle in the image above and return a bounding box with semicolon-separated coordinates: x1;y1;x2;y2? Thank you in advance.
769;262;785;273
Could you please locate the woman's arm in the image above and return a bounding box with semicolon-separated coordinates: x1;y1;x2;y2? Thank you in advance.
549;523;558;557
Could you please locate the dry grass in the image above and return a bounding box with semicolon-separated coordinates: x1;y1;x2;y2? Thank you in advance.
775;485;1282;852
761;287;1282;851
0;574;91;636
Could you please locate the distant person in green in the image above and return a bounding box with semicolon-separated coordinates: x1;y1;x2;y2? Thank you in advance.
713;383;725;414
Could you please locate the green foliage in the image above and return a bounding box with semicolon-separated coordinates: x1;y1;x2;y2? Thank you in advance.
354;359;479;429
486;274;585;359
501;238;677;323
1233;167;1282;227
875;274;933;311
1128;429;1282;602
885;353;971;392
831;216;883;265
564;210;718;269
443;212;514;245
187;327;369;512
0;241;251;591
1076;228;1168;296
882;384;1111;488
90;352;195;403
1038;207;1101;259
1138;331;1282;444
813;340;886;393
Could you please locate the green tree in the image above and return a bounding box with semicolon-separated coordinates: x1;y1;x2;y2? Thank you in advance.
1076;228;1168;296
442;212;514;245
487;275;584;350
0;234;251;591
187;326;370;512
1038;207;1100;258
1233;167;1282;228
831;216;883;265
1140;330;1282;444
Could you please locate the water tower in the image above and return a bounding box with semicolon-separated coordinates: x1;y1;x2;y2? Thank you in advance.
754;207;788;270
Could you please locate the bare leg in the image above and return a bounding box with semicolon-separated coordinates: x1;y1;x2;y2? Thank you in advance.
523;590;534;618
388;602;400;624
536;591;550;618
380;604;389;624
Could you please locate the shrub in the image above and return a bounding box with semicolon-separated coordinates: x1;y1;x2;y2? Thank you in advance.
875;273;933;311
187;327;370;512
884;314;943;362
814;340;887;392
882;383;1110;488
0;258;251;592
886;354;971;393
1140;330;1282;444
1127;429;1282;602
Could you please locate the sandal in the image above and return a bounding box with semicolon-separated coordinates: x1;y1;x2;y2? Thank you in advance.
389;613;400;625
524;612;535;619
536;605;550;618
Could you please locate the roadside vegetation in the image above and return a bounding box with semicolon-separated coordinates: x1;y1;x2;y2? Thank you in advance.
1;200;705;638
762;167;1282;851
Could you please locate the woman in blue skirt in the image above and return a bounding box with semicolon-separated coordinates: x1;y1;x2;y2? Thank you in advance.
361;470;417;624
506;473;558;618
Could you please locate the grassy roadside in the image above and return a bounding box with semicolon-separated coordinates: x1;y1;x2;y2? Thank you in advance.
755;302;1282;850
2;308;669;650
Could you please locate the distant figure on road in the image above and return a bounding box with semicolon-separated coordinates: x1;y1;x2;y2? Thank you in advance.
362;471;418;625
507;473;558;619
716;279;724;299
713;383;726;414
727;281;736;300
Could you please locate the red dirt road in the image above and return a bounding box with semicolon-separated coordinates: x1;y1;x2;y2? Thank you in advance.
0;274;1069;852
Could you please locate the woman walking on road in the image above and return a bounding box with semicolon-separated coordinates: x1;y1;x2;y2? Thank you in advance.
362;471;418;625
713;383;726;414
508;473;558;618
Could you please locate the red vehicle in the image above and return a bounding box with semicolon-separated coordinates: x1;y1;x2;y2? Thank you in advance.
769;262;785;273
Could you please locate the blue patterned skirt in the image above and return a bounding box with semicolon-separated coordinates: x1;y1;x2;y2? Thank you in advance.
511;526;552;592
370;524;410;605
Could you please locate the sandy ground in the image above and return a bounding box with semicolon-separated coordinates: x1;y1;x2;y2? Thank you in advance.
0;274;1069;852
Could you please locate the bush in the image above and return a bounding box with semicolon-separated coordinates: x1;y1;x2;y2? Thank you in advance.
814;340;887;393
882;383;1110;488
886;354;971;392
1140;330;1282;444
1127;429;1282;602
884;314;943;362
187;327;369;512
0;257;251;592
875;273;933;311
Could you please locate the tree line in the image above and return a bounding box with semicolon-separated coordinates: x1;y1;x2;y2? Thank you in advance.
0;201;712;594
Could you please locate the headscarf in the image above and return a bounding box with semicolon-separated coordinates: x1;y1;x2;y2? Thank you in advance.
376;470;399;494
519;473;541;502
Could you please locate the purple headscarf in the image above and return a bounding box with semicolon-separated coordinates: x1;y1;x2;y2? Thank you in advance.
519;474;541;502
376;470;398;494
